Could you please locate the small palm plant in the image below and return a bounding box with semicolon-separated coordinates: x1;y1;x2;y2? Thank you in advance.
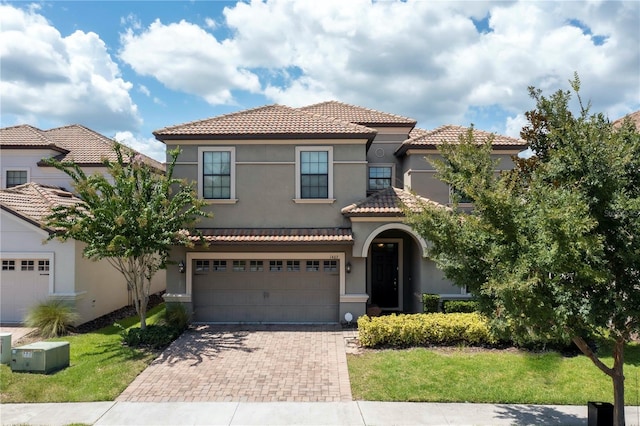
25;300;79;338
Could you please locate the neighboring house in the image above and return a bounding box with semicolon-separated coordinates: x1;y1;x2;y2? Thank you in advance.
153;101;527;323
0;124;166;324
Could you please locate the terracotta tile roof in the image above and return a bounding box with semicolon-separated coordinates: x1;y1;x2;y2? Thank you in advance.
341;187;446;217
182;228;353;244
396;124;527;155
0;182;84;232
613;110;640;128
153;104;377;141
0;125;64;151
1;124;164;171
299;101;417;127
408;127;430;139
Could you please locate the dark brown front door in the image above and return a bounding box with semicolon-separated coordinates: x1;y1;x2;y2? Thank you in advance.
371;242;399;309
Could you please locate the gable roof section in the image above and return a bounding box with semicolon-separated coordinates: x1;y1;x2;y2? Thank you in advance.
180;227;353;244
153;104;377;142
1;124;164;171
299;101;417;128
0;125;66;152
395;124;527;156
341;187;446;217
0;182;84;233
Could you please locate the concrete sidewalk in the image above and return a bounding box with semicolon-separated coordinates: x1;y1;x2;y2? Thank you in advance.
3;401;639;425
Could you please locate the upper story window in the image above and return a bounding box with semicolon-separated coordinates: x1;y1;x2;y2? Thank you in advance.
5;169;28;188
449;185;473;204
295;147;333;202
368;166;392;191
198;147;236;201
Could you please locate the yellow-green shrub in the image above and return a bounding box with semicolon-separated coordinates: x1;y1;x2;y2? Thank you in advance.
357;313;496;348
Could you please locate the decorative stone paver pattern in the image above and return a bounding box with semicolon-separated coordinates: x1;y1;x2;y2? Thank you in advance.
117;324;352;402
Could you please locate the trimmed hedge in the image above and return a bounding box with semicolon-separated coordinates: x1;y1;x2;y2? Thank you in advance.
422;293;440;313
442;300;479;313
357;313;495;348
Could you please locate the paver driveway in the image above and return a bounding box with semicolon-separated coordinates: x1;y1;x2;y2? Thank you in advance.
117;324;352;402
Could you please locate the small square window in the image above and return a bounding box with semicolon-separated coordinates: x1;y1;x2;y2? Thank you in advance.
6;170;28;188
233;260;246;272
368;166;392;191
195;260;210;272
21;260;35;271
250;260;264;272
212;260;227;271
269;260;283;272
286;260;300;272
323;260;338;272
2;260;15;271
38;260;50;272
306;260;320;272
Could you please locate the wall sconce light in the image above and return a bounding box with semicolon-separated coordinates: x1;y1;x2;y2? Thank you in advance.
345;261;352;274
178;260;185;274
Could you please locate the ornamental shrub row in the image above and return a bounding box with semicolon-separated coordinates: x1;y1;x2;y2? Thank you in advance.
357;313;496;348
442;300;479;313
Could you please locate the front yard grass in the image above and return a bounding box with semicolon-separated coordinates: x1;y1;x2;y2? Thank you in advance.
0;304;166;403
348;341;640;405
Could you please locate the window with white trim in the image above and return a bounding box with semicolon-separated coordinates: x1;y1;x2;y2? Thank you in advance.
195;260;210;272
212;260;227;271
2;260;15;271
323;260;338;272
306;260;320;272
5;169;28;188
21;260;35;271
269;260;283;272
198;147;235;200
295;147;333;200
286;260;300;272
250;260;264;272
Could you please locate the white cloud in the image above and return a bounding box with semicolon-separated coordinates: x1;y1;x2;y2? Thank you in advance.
119;19;261;105
505;114;528;139
114;131;165;163
0;4;141;132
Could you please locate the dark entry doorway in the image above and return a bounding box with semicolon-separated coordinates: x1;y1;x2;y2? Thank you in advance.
370;241;399;309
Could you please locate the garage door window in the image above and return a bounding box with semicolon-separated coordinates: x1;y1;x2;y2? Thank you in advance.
212;260;226;271
21;260;35;271
2;260;15;271
250;260;264;272
269;260;283;272
38;260;50;272
306;260;320;272
233;260;246;272
323;260;338;272
196;260;210;272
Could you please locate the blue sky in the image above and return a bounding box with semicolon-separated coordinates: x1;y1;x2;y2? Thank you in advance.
1;0;639;161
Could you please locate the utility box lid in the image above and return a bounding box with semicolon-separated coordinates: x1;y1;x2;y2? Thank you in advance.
11;341;70;374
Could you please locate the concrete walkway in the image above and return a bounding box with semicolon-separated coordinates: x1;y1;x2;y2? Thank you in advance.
5;401;637;425
118;324;352;402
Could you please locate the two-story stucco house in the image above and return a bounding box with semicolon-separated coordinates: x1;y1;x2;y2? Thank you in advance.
0;124;165;324
154;102;527;323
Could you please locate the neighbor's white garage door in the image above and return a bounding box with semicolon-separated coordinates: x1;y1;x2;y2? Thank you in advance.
1;258;50;323
192;257;339;323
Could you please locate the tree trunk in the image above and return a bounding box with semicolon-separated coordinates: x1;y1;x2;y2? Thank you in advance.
612;337;625;426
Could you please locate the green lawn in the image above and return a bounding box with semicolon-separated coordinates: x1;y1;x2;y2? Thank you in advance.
0;304;166;403
348;342;640;405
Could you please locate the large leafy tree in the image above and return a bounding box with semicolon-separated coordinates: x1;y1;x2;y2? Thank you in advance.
45;144;209;329
406;77;640;426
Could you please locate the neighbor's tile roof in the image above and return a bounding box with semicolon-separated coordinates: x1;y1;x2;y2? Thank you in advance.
299;101;417;127
0;182;84;232
182;228;354;244
341;187;446;217
396;124;527;155
153;104;377;140
0;124;164;171
613;110;640;128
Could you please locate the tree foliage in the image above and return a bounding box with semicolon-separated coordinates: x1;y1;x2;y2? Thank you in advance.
45;144;210;329
406;76;640;425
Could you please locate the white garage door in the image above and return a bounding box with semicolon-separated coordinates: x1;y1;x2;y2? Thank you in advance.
1;258;50;323
192;258;339;323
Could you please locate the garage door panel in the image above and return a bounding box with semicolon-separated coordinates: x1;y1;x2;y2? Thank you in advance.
192;257;339;323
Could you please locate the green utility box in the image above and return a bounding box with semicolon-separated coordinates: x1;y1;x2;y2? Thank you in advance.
11;341;70;374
